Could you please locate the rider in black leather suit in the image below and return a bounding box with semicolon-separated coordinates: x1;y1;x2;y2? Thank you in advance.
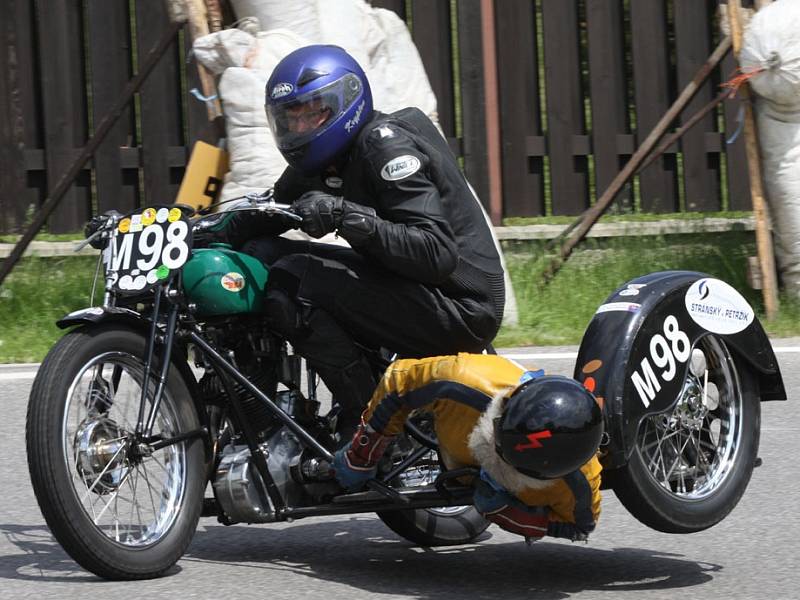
223;45;505;439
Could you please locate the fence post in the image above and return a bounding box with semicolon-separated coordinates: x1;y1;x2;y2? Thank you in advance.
87;0;138;216
495;0;544;217
0;0;27;233
36;0;92;232
456;0;490;210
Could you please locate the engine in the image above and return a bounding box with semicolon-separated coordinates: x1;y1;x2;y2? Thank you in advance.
213;423;306;524
195;316;335;523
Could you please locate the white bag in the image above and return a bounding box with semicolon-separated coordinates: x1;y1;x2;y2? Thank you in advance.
740;0;800;297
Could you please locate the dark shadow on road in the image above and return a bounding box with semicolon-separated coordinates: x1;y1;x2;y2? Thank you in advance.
182;518;721;599
0;518;720;597
0;523;181;582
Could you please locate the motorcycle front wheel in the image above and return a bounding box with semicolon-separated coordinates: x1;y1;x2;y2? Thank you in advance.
611;334;760;533
26;325;205;579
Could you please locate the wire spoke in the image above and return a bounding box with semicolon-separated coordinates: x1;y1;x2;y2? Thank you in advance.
637;336;743;500
63;354;189;546
127;464;146;540
137;460;161;521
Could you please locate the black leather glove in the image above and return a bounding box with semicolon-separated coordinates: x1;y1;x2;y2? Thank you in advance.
292;191;378;244
292;191;343;238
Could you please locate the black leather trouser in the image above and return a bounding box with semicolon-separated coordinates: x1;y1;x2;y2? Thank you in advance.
242;236;497;430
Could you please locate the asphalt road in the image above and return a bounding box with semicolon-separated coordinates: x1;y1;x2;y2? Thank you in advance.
1;343;798;599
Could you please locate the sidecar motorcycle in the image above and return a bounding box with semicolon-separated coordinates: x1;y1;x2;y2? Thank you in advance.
25;194;785;580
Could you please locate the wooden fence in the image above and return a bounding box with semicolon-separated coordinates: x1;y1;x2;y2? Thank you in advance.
0;0;755;234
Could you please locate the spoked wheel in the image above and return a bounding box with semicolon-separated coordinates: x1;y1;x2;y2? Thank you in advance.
27;325;205;579
376;415;489;546
613;334;760;533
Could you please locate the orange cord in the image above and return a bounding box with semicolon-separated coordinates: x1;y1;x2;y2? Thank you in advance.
721;67;765;97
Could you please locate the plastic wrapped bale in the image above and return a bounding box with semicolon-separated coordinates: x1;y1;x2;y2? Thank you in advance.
740;0;800;298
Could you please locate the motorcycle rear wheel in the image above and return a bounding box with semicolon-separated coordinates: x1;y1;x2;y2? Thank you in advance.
612;334;760;533
26;325;205;579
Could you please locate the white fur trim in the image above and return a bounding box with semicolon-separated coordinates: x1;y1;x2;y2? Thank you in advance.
467;392;553;492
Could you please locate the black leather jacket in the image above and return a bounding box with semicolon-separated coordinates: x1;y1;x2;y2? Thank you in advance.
232;108;505;323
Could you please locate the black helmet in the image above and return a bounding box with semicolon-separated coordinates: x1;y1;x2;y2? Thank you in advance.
494;375;602;479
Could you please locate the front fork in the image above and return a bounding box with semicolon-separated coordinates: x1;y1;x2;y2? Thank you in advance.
134;285;180;438
132;286;204;454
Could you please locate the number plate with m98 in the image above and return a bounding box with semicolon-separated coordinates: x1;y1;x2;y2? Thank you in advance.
104;206;193;294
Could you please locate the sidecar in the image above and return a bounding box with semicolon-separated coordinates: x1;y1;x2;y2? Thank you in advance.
574;270;785;533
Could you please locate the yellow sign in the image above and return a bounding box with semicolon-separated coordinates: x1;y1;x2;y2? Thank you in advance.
118;218;131;233
175;141;229;211
168;207;182;223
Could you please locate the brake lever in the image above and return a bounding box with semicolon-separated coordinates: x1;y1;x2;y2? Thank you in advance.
242;191;301;222
256;201;302;222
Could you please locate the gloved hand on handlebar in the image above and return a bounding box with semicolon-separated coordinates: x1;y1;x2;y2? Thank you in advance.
332;420;393;491
473;470;550;540
292;191;377;245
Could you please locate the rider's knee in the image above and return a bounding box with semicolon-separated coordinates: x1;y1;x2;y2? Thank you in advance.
263;289;305;338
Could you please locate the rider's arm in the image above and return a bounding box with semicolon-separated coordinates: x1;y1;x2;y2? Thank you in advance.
339;356;462;476
519;458;602;541
338;128;459;285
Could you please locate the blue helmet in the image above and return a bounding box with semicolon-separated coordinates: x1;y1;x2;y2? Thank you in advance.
265;45;373;175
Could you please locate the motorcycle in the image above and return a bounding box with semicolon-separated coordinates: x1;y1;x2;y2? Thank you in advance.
25;192;785;580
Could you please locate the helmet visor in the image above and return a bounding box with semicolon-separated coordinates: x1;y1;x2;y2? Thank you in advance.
265;73;363;152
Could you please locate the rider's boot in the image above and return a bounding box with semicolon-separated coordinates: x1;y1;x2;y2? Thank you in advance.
313;356;377;447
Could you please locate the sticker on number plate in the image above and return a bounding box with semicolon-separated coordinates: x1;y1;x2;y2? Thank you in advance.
104;206;192;294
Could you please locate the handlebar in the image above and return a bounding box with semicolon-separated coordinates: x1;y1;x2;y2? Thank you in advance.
75;190;298;252
192;192;301;232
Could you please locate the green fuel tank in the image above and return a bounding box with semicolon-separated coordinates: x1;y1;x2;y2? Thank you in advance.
182;244;268;316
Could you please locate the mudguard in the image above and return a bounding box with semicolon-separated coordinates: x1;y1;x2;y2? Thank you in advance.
57;306;147;331
573;271;786;468
55;306;204;423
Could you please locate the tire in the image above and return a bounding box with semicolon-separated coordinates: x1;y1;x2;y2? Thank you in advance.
376;418;489;546
612;334;760;533
26;324;205;579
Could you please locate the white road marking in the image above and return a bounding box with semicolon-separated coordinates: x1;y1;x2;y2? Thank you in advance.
0;372;37;381
502;346;800;361
1;346;799;381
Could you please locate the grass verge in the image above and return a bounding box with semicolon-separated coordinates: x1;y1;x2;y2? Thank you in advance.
1;256;100;362
494;231;800;347
1;231;799;362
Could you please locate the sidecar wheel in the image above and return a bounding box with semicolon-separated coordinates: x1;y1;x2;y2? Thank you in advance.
612;335;760;533
26;325;205;579
378;502;489;547
376;443;489;546
376;423;488;545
